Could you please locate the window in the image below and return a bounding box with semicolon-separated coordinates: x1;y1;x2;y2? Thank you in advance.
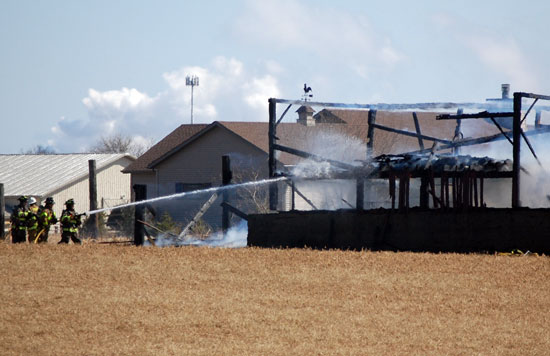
175;182;212;193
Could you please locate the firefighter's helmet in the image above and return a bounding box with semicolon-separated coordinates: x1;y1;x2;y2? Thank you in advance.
45;197;55;205
18;196;28;202
65;199;75;206
29;197;37;205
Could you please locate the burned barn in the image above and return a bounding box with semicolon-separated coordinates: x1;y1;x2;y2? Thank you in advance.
247;88;550;254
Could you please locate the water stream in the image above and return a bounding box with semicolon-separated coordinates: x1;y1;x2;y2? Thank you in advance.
85;176;287;216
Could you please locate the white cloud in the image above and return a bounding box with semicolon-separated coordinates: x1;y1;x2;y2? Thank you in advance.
464;35;539;92
236;0;403;77
49;56;283;152
242;75;280;110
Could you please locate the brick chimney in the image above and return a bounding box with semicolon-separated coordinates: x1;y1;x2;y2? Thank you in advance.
296;106;315;126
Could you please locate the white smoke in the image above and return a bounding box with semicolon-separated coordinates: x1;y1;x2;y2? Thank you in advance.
291;131;366;179
147;220;248;248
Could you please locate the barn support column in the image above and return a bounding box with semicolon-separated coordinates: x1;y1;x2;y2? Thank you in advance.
512;93;522;208
88;160;98;239
356;178;364;211
419;176;429;209
222;155;232;232
366;110;377;159
453;108;463;155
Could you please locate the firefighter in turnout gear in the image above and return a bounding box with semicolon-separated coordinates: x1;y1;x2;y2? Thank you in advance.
37;197;58;243
59;199;82;244
27;197;40;243
10;196;29;243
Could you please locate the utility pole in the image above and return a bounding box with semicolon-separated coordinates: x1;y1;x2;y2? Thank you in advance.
186;75;199;124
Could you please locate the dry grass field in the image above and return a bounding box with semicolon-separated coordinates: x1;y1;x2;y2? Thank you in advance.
1;238;548;356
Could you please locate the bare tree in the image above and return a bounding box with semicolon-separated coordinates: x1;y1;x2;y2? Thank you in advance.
22;144;56;154
89;133;153;157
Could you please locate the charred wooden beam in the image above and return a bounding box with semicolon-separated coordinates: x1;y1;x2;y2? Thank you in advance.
222;155;232;232
419;177;429;209
269;98;517;111
520;130;541;165
453;108;463;155
273;143;356;170
517;92;550;100
521;98;538;125
404;124;550;156
488;117;513;145
366;110;377;158
284;180;317;210
220;202;248;221
275;104;293;125
437;111;513;120
412;112;424;150
389;173;396;210
371;123;452;144
512;93;522;208
356;178;364;211
268;99;278;210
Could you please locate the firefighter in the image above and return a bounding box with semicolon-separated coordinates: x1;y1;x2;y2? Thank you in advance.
59;199;82;244
10;196;28;243
37;197;58;243
27;197;40;243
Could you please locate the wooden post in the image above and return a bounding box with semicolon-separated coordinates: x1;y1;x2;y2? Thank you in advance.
0;183;4;239
88;160;98;239
473;176;479;208
268;99;278;210
412;112;424;150
291;180;295;210
535;110;542;129
356;178;364;211
222;155;232;232
453;108;463;155
366;110;377;158
420;176;429;209
512;93;522;208
389;172;396;210
133;184;147;246
479;175;485;208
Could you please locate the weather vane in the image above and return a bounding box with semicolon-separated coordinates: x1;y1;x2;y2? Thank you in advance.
302;83;313;101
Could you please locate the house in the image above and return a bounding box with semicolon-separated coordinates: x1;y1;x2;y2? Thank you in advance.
0;153;135;220
123;107;501;229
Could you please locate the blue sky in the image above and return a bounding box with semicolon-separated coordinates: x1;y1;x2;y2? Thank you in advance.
1;0;549;153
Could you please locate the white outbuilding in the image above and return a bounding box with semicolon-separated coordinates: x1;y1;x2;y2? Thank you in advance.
0;153;135;219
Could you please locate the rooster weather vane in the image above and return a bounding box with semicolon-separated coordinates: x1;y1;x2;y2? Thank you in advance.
302;83;313;101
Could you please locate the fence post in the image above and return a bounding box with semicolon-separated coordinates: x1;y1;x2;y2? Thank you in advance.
0;183;4;239
133;184;147;246
87;160;99;238
222;155;232;232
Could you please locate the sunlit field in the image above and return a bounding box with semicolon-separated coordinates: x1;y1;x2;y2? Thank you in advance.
1;239;548;356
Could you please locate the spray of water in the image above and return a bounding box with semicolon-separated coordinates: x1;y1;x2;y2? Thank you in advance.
85;177;287;216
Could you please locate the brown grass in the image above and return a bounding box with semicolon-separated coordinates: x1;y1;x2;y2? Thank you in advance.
1;239;549;356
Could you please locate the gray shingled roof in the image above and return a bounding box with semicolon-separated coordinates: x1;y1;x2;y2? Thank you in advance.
0;153;135;197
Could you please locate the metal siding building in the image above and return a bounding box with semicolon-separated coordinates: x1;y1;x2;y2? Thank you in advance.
0;154;135;217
